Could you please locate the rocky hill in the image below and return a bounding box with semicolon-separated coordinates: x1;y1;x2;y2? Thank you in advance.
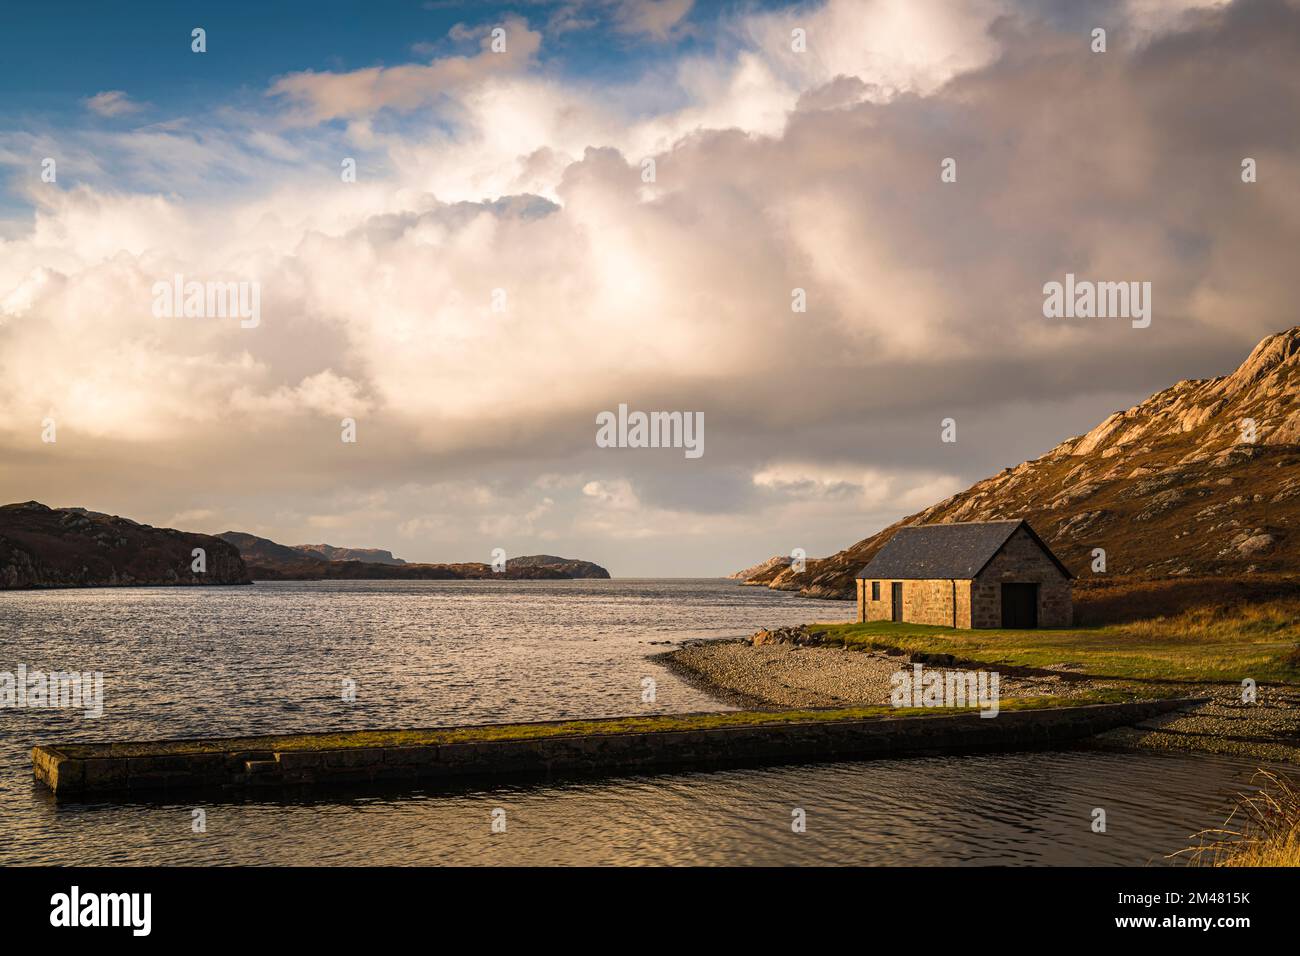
0;502;250;588
749;327;1300;600
217;533;405;568
728;554;803;584
217;532;326;570
294;543;406;565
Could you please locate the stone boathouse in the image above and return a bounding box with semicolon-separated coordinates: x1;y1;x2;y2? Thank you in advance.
855;519;1072;629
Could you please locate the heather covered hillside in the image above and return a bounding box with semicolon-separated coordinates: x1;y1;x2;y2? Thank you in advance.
0;502;249;588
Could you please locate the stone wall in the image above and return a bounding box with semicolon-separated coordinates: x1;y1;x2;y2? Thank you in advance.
971;526;1073;627
906;579;956;627
32;698;1194;797
859;577;893;622
955;581;972;629
858;578;972;627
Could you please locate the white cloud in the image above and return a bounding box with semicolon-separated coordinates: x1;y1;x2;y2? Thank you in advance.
84;90;144;117
268;16;542;123
614;0;694;40
582;479;639;509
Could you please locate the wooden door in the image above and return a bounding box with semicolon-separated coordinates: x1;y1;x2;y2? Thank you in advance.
1000;583;1039;628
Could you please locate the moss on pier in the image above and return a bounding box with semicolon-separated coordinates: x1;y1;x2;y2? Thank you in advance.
49;691;1140;760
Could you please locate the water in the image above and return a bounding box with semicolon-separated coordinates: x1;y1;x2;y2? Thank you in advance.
0;580;1263;865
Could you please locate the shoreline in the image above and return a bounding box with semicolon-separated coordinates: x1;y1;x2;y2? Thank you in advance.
652;640;774;710
665;638;1300;765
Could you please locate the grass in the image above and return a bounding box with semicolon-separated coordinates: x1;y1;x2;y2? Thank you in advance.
809;599;1300;684
1074;575;1300;626
1179;770;1300;867
47;692;1138;759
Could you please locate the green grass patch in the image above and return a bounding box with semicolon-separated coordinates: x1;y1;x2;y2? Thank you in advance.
49;692;1137;759
811;604;1300;684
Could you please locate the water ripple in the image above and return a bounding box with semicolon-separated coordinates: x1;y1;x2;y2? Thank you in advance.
0;580;1261;865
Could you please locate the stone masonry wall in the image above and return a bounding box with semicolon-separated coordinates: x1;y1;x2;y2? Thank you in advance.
971;526;1073;628
33;698;1195;796
860;578;891;622
859;578;973;627
955;581;973;629
905;579;956;627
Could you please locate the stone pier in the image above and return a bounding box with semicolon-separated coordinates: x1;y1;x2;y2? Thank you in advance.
32;697;1201;798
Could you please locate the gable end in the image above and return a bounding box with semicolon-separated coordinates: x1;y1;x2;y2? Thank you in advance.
971;521;1074;580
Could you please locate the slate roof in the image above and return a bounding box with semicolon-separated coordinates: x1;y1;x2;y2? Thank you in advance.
854;519;1072;580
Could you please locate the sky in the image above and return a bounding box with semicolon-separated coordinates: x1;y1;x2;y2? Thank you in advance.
0;0;1297;576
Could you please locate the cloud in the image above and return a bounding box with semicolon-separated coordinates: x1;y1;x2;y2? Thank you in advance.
478;496;555;537
614;0;694;40
752;464;964;511
166;508;216;528
582;479;639;509
1;0;1295;574
83;90;144;117
268;16;543;123
230;370;374;422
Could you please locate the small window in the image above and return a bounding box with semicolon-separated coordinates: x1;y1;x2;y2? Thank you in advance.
871;581;881;601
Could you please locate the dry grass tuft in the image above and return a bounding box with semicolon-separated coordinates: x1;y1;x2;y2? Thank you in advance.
1177;769;1300;867
1115;598;1300;643
1074;575;1300;626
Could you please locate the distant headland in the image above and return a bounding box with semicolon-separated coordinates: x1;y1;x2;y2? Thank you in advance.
0;501;609;589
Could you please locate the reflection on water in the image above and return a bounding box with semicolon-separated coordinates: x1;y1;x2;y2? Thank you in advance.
0;580;1261;865
15;750;1260;866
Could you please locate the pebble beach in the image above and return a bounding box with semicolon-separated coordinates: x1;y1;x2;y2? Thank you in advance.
666;638;1300;764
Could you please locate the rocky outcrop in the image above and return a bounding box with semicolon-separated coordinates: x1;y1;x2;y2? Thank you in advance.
732;555;829;588
759;326;1300;599
728;555;791;581
0;502;249;589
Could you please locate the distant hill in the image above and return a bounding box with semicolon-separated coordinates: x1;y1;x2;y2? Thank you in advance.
0;502;249;589
214;532;406;571
504;554;611;579
217;532;326;570
741;326;1300;600
217;532;610;580
294;543;405;565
